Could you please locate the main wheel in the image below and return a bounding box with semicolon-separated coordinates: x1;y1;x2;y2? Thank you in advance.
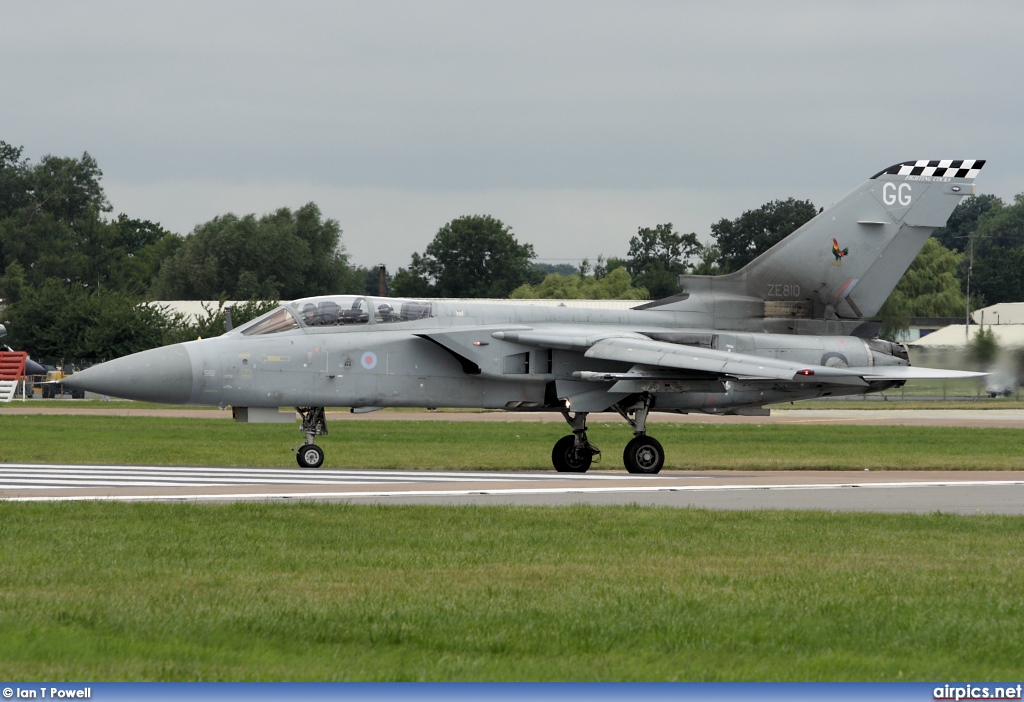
551;435;592;473
297;444;325;468
623;436;664;474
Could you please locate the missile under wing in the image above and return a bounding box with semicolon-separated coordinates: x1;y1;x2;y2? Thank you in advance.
62;160;986;473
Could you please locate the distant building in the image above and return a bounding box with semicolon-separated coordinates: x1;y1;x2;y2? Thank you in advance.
895;317;964;343
145;301;247;324
970;302;1024;326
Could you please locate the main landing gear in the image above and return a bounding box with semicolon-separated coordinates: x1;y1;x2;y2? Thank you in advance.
295;406;327;468
616;395;664;474
552;410;601;472
550;394;664;474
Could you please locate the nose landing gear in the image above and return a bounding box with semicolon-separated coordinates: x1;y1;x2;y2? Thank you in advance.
294;406;327;468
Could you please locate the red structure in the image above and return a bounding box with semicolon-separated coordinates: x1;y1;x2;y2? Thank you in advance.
0;351;28;401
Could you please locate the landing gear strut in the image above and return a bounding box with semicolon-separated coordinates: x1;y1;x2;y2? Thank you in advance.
551;410;601;473
295;406;327;468
615;395;664;474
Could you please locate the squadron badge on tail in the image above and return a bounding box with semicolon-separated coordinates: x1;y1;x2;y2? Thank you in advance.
831;238;849;266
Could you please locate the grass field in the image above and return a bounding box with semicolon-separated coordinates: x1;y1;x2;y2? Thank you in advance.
0;503;1021;681
4;373;1022;412
1;415;1023;470
787;400;1024;409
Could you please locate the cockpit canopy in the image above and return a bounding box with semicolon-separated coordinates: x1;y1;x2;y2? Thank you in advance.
239;296;434;336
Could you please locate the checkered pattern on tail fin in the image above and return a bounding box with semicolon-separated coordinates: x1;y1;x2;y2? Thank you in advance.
873;160;985;179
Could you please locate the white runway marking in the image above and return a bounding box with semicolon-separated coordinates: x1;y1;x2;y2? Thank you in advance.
4;482;1024;502
2;464;1023;510
0;463;650;490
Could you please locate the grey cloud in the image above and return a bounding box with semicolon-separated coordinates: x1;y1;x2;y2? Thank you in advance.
3;1;1023;265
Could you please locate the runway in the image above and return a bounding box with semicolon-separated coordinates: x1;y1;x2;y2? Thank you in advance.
2;464;1023;513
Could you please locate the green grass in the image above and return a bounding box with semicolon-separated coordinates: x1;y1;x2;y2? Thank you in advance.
782;399;1024;410
778;376;1023;408
1;415;1023;470
0;503;1021;680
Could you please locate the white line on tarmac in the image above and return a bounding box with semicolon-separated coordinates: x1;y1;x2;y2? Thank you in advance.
5;480;1023;502
0;474;550;487
0;464;637;480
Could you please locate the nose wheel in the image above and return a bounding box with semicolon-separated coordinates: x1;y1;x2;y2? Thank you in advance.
294;406;328;468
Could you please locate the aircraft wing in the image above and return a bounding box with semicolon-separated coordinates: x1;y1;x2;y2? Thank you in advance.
585;337;872;385
493;330;984;385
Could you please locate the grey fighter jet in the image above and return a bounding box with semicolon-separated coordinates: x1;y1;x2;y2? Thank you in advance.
62;160;986;472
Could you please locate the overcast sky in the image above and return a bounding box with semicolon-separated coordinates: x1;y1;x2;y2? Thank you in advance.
3;1;1023;270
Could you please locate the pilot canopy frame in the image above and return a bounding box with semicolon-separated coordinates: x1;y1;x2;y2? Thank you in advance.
240;296;434;336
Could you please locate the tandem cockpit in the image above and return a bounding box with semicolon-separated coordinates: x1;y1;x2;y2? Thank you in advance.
237;296;435;336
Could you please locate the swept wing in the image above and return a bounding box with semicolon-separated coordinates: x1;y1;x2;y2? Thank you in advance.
492;330;984;386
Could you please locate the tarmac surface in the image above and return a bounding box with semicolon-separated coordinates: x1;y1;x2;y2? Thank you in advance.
3;464;1023;513
4;408;1023;512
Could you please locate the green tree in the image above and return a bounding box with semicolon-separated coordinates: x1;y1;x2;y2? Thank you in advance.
164;299;281;342
510;267;648;300
4;280;176;363
152;203;357;300
932;193;1004;253
878;239;966;340
28;152;110;222
709;198;818;272
0;144;184;295
625;224;702;300
969;325;998;366
691;244;725;275
966;194;1024;306
106;216;184;294
532;262;578;277
0;141;31;219
392;215;536;298
0;261;26;305
352;264;392;296
0;149;114;286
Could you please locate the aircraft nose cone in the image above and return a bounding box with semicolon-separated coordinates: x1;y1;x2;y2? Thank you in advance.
61;344;195;404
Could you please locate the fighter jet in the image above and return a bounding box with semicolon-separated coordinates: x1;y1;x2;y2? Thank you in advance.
62;160;986;472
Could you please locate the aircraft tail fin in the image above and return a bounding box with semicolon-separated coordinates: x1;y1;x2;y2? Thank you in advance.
676;160;984;321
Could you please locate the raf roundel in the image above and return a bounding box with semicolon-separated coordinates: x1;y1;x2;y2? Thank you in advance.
360;351;378;370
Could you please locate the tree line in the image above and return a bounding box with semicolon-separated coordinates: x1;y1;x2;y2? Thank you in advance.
2;140;1022;363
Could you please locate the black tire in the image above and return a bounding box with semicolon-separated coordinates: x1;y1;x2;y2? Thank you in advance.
551;435;592;473
623;436;665;474
297;444;325;469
